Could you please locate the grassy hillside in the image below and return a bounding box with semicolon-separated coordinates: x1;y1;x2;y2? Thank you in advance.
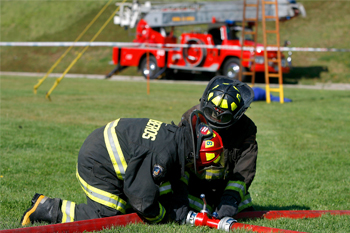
277;1;350;84
1;0;349;84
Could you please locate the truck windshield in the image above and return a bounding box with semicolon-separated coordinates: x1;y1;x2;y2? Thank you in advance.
228;26;254;41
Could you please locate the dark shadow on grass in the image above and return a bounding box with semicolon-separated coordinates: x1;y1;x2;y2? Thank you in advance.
283;66;329;84
163;66;329;85
164;71;213;81
252;205;311;211
245;66;329;85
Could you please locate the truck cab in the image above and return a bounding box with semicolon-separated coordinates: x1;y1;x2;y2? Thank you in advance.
209;23;290;81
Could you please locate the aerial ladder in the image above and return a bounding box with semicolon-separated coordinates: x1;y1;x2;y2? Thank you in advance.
113;0;306;29
262;0;285;103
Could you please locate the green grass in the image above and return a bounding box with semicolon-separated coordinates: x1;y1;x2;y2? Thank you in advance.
1;0;350;83
1;75;349;232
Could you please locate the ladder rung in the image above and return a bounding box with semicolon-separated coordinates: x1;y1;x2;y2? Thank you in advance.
266;30;278;34
244;31;256;35
245;18;258;22
265;16;276;19
267;59;279;63
264;1;276;5
243;71;254;75
246;4;258;7
268;73;280;78
242;58;255;62
270;88;282;92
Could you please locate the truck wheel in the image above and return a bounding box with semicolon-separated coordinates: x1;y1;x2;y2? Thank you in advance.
223;58;246;81
183;39;206;67
140;56;159;79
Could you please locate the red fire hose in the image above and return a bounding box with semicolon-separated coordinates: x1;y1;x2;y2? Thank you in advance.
1;209;349;233
235;210;350;220
0;213;143;233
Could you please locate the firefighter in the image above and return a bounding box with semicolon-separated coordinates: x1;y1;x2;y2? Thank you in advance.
21;113;224;226
178;76;257;219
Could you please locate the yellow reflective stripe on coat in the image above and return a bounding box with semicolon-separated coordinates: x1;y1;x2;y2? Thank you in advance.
238;193;253;212
188;194;213;214
225;180;246;200
159;181;172;196
104;119;128;180
61;200;76;223
180;171;190;185
143;202;166;223
196;168;225;180
76;170;127;214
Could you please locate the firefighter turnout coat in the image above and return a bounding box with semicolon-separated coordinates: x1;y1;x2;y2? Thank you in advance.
179;105;258;213
66;118;192;223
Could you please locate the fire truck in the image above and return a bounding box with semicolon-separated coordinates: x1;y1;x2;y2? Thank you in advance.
108;0;306;81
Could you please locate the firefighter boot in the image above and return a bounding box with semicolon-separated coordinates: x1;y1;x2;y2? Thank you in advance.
20;193;61;226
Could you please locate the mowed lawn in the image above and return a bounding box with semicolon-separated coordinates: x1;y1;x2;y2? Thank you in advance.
1;76;349;232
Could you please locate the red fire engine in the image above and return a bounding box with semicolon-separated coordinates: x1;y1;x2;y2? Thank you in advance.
108;1;305;81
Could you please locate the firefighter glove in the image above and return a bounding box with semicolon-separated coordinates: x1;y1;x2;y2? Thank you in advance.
215;191;239;219
171;201;189;224
170;179;189;224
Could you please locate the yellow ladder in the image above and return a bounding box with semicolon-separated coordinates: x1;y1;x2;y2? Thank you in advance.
33;0;114;94
261;0;284;103
239;0;259;86
46;0;127;100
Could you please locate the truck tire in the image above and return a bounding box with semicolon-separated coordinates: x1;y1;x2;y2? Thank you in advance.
183;38;206;67
223;57;247;82
140;56;160;79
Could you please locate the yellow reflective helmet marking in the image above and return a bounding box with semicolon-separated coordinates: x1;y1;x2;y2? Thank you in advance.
220;99;228;109
208;92;214;101
205;140;214;148
237;93;242;102
206;152;215;161
231;102;238;112
211;96;230;110
211;95;221;106
213;155;221;164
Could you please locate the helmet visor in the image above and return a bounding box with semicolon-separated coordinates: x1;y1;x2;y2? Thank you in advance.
203;106;233;124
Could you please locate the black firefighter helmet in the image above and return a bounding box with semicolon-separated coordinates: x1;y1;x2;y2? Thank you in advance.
200;76;254;131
